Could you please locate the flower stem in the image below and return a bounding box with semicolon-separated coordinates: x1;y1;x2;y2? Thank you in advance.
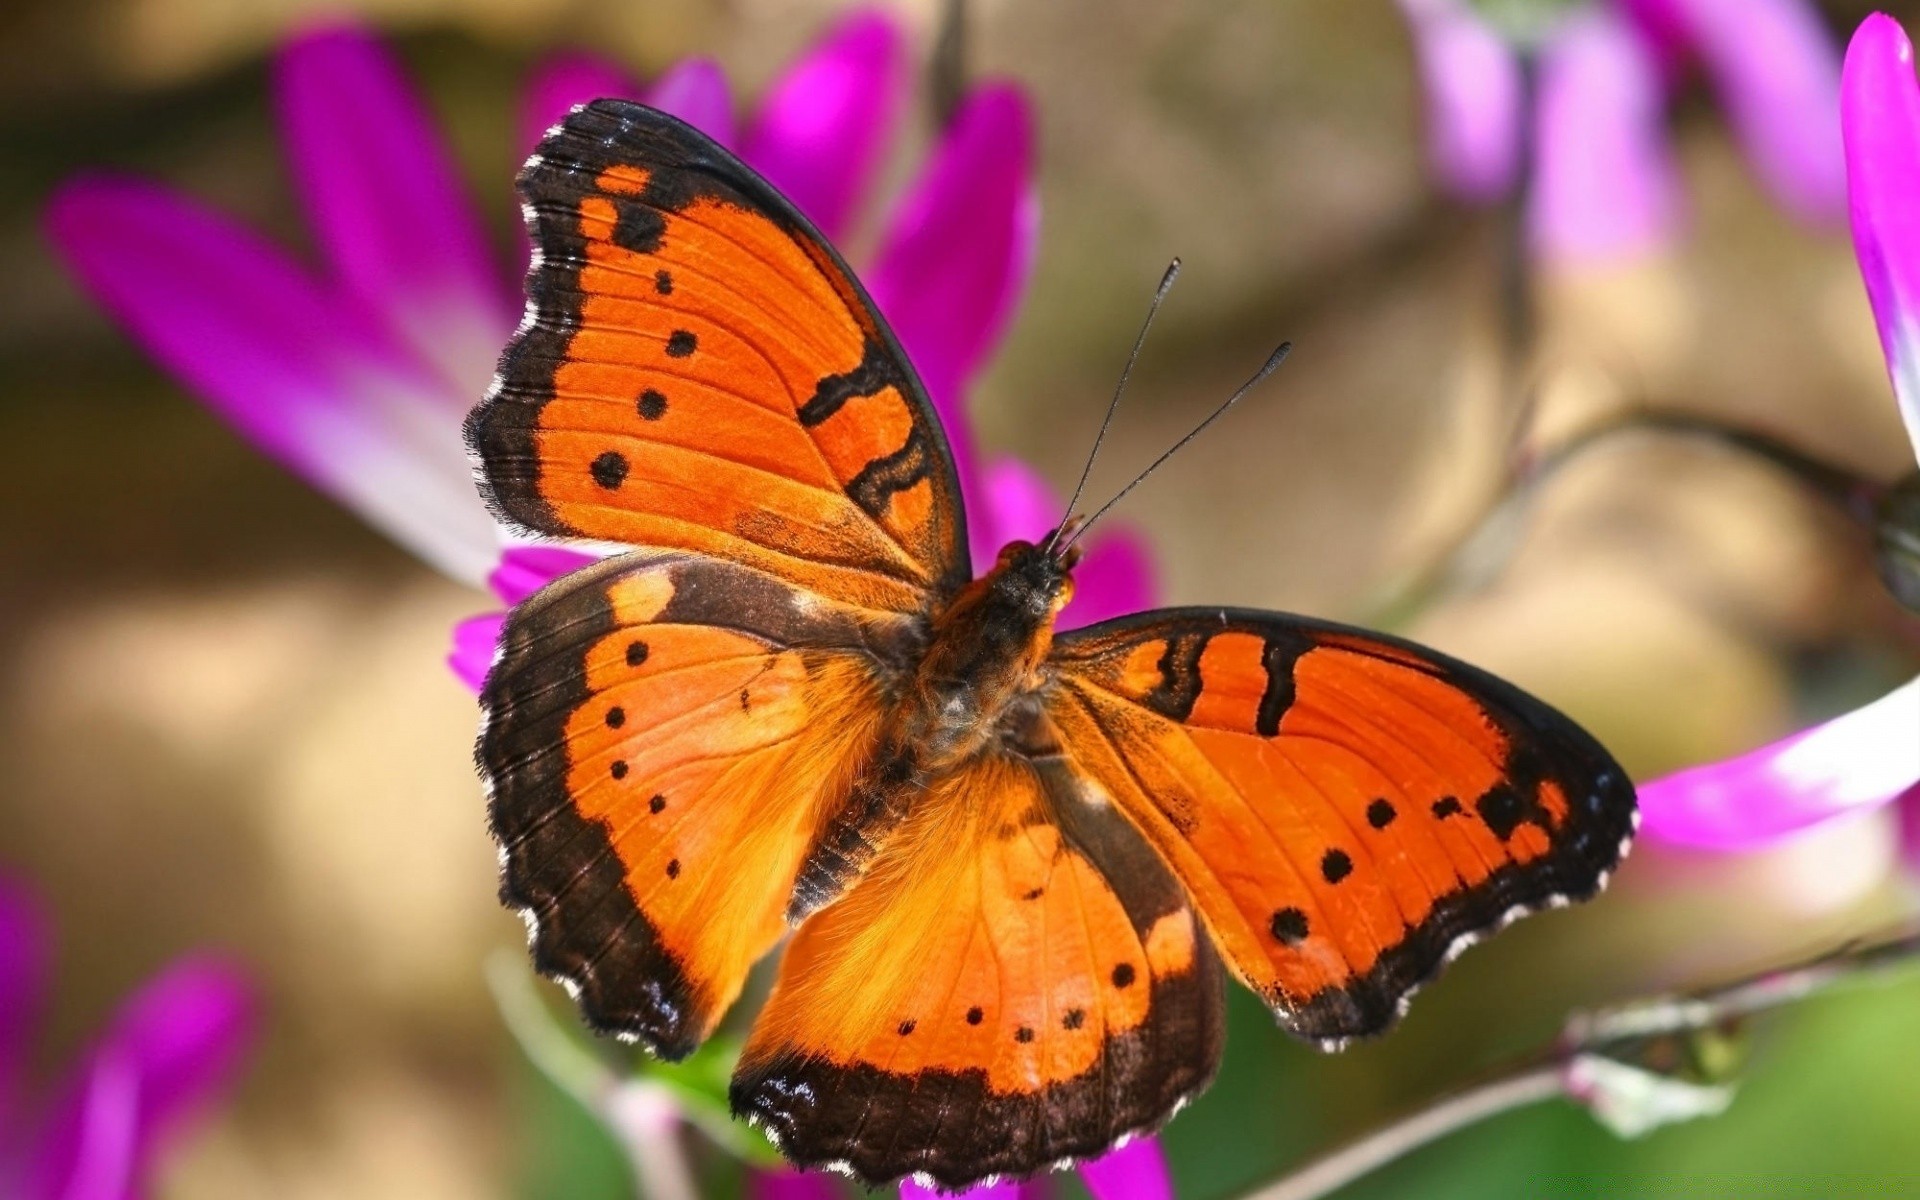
486;953;699;1200
1236;926;1920;1200
1238;1064;1563;1200
1362;406;1891;629
930;0;969;128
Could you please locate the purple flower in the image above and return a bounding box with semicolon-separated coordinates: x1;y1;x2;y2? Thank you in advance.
0;877;254;1200
49;12;1152;696
1636;12;1920;863
898;1132;1173;1200
1397;0;1844;262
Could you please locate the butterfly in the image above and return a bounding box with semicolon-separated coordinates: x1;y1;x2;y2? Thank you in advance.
467;99;1638;1189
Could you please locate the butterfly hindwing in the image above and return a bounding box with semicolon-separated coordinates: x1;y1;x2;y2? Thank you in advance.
732;748;1225;1189
469;100;970;616
1047;608;1637;1046
481;551;912;1057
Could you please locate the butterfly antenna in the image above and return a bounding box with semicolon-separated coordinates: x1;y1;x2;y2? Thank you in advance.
1046;258;1182;555
1065;341;1293;551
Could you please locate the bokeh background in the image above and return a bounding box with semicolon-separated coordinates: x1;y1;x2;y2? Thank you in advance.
4;0;1919;1195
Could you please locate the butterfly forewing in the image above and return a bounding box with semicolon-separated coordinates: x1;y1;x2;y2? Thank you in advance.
1047;608;1637;1046
468;99;970;616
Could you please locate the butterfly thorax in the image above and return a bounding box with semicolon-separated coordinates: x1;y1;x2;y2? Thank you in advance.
906;540;1075;770
785;541;1073;922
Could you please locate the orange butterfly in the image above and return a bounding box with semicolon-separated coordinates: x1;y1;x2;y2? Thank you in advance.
467;100;1637;1188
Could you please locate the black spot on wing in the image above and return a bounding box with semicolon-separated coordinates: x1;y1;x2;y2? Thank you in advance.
612;197;666;255
590;450;628;489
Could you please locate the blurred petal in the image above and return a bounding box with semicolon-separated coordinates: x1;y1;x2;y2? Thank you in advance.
1626;0;1844;223
1898;783;1920;875
0;877;49;1126
756;1167;842;1200
1080;1136;1174;1200
489;545;599;605
900;1181;1043;1200
869;83;1039;509
980;456;1059;548
38;1051;139;1200
1530;8;1684;263
1843;13;1920;462
449;613;505;692
1396;0;1524;200
979;458;1158;627
274;24;514;396
742;8;905;239
647;59;736;147
47;175;503;585
33;956;254;1198
521;52;640;156
1640;676;1920;850
1063;529;1157;630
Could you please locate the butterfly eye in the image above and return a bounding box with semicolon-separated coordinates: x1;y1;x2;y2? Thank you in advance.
996;540;1034;567
1054;577;1076;611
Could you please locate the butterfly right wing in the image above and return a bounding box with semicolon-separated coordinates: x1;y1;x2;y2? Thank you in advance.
1047;608;1635;1048
480;551;914;1058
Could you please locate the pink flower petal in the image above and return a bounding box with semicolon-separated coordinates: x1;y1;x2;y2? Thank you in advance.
521;53;640;158
978;459;1158;629
1396;0;1524;201
755;1166;843;1200
274;24;514;396
488;546;598;604
742;8;905;240
46;175;503;585
1529;7;1684;263
899;1180;1044;1200
1625;0;1844;223
1843;13;1920;462
38;1052;138;1200
1898;783;1920;875
646;58;736;147
868;83;1039;525
1640;676;1920;850
0;877;49;1130
1080;1136;1174;1200
1063;529;1157;631
450;613;506;692
31;956;255;1199
980;457;1060;549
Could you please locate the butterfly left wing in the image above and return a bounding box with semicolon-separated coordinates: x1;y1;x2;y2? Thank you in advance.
470;100;969;616
1046;609;1637;1048
732;748;1225;1189
482;551;910;1058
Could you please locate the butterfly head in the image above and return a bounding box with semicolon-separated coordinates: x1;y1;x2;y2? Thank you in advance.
989;537;1077;620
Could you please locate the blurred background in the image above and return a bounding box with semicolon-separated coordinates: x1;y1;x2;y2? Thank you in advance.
3;0;1919;1195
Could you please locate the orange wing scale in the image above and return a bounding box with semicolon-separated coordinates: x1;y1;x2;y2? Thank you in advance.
734;751;1223;1187
468;101;968;616
1048;610;1635;1045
